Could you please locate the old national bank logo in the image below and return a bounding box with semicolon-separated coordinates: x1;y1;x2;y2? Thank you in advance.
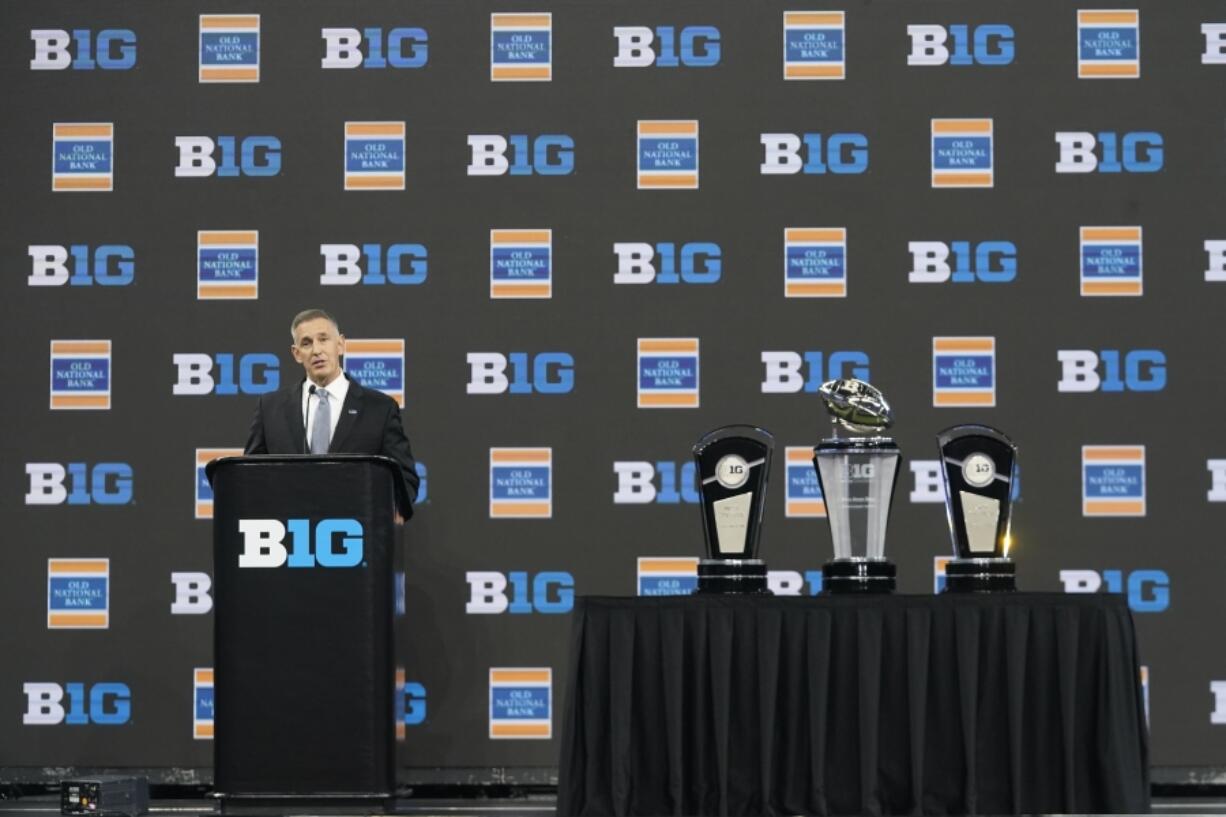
931;119;993;188
785;446;825;517
932;336;996;407
934;556;951;593
344;122;405;191
490;448;552;518
47;559;109;629
783;11;845;79
1082;445;1146;516
199;14;259;83
50;340;111;410
345;339;405;407
490;13;552;81
52;123;113;192
1078;10;1139;79
197;231;258;299
1080;226;1142;296
637;121;699;189
196;448;242;519
637;338;699;408
784;228;847;297
193;668;214;739
490;230;552;299
489;668;551;739
637;557;698;596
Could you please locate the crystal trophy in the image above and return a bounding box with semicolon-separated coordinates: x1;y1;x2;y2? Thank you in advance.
814;379;899;593
937;425;1017;592
693;425;774;594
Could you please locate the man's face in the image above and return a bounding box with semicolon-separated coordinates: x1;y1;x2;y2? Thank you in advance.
291;317;345;386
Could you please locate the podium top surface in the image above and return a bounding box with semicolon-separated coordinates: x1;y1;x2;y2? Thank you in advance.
204;453;401;483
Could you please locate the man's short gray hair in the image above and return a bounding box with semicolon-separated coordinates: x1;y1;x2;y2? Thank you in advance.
290;308;340;340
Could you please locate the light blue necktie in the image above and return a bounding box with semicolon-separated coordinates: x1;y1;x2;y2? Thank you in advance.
310;389;331;455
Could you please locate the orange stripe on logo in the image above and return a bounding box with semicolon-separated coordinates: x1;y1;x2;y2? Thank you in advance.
934;392;995;406
786;228;845;242
1084;447;1144;460
199;68;258;81
194;723;215;738
491;284;551;298
932;120;992;134
934;338;994;352
784;12;844;26
787;501;827;516
932;173;993;187
786;282;846;297
1078;11;1138;25
50;560;108;573
1081;281;1142;296
491;669;551;683
491;449;551;462
785;65;845;79
786;448;815;462
198;285;257;299
492;14;552;27
199;231;257;245
492;67;551;79
52;341;110;354
201;15;259;28
1081;227;1141;241
195;669;215;684
54;124;112;137
490;503;551;517
638;121;698;136
51;395;110;408
638;339;698;353
491;723;551;737
346;177;404;190
54;178;111;190
638;393;699;407
49;613;107;627
639;559;698;573
346;123;405;137
638;176;699;188
1084;500;1144;515
346;340;403;355
1079;64;1139;77
491;230;551;243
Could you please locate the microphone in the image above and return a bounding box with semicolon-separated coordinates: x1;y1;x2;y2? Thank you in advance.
304;384;317;454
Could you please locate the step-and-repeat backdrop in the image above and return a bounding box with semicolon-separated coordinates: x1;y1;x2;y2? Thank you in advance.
3;0;1225;783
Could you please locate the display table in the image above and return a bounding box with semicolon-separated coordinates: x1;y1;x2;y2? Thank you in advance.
557;594;1149;816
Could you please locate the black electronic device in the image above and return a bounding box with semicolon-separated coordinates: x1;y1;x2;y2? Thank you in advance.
61;776;149;817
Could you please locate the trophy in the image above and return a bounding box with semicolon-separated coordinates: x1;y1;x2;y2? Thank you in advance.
937;425;1018;592
693;425;774;594
813;379;899;593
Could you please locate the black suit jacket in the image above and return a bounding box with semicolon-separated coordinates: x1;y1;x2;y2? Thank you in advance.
244;374;419;517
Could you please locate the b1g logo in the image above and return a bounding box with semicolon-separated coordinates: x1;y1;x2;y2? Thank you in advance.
1057;350;1165;393
783;11;844;79
199;14;259;83
1060;569;1168;612
345;122;405;190
395;670;427;735
320;244;428;285
193;669;214;739
491;230;552;298
467;353;574;395
931;119;993;188
491;13;552;81
761;350;870;394
26;463;132;506
1055;131;1162;173
908;241;1016;283
468;135;574;176
346;339;406;406
489;668;551;739
30;29;136;70
784;228;847;296
198;231;258;299
1077;10;1139;79
613;242;721;284
321;27;428;68
490;448;552;518
1082;446;1145;517
196;448;243;519
28;245;133;287
1209;460;1226;502
638;338;699;408
51;340;111;409
637;557;698;595
171;571;213;614
48;559;109;629
613;25;720;67
613;461;699;505
1204;240;1226;282
175;136;281;177
53;123;113;192
911;459;1021;504
768;570;823;595
906;24;1014;66
638;121;698;189
1206;24;1226;64
760;134;868;175
465;571;574;613
932;337;995;407
237;518;364;568
173;353;278;395
1080;226;1142;296
23;683;130;725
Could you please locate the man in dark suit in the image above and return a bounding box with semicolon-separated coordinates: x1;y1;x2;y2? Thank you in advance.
244;308;419;517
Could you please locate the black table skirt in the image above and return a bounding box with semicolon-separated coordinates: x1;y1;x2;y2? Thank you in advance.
557;594;1149;816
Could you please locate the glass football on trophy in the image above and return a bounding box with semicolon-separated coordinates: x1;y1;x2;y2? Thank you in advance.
693;425;774;594
813;379;899;593
937;425;1018;592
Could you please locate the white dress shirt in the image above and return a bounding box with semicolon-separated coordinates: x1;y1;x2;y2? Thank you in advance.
301;374;350;451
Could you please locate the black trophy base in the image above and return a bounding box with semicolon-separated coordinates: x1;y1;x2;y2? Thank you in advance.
943;557;1016;593
822;559;896;594
697;558;769;595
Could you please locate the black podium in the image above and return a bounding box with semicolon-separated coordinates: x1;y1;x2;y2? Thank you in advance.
205;455;409;806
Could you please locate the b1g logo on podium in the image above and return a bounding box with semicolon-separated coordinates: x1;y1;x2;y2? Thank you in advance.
50;340;111;410
1082;446;1146;516
345;338;405;407
489;668;551;739
197;231;258;299
491;13;552;81
237;518;365;568
932;337;996;407
28;244;134;287
931;119;993;188
196;448;242;519
637;557;698;596
1080;227;1142;296
785;446;825;517
490;230;552;298
47;559;109;629
637;338;699;408
783;11;844;79
193;668;214;739
52;123;113;192
199;14;259;83
30;29;136;70
785;228;847;297
490;448;552;518
637;121;698;189
1077;9;1139;79
344;122;405;190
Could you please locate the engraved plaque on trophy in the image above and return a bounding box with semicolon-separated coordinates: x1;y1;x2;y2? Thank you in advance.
937;424;1018;592
814;379;899;593
693;425;774;594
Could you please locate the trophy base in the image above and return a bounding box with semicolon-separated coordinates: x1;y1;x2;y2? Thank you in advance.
697;558;770;595
822;559;896;594
943;557;1016;593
